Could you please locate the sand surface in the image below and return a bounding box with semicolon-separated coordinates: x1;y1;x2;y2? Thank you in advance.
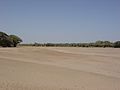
0;47;120;90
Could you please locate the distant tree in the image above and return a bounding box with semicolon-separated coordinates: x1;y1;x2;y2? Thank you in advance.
33;42;40;46
95;41;104;47
103;41;112;47
113;41;120;48
94;41;112;47
9;35;22;47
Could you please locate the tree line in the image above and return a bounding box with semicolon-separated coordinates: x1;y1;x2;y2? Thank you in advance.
21;41;120;48
0;31;22;47
1;31;120;48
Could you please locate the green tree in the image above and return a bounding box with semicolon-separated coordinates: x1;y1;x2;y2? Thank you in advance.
0;32;13;47
9;35;22;47
103;41;112;47
95;41;104;47
113;41;120;48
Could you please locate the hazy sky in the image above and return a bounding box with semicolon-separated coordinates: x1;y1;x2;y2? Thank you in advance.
0;0;120;43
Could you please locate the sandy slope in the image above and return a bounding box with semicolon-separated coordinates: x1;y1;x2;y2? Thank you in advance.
0;47;120;90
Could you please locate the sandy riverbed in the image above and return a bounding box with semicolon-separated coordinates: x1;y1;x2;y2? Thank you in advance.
0;47;120;90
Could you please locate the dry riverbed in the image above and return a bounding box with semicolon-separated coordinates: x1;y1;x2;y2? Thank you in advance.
0;47;120;90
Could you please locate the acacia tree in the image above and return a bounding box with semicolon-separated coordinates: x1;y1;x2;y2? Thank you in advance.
0;32;13;47
9;35;22;47
0;31;22;47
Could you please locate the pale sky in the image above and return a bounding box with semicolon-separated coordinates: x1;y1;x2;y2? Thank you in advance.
0;0;120;43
